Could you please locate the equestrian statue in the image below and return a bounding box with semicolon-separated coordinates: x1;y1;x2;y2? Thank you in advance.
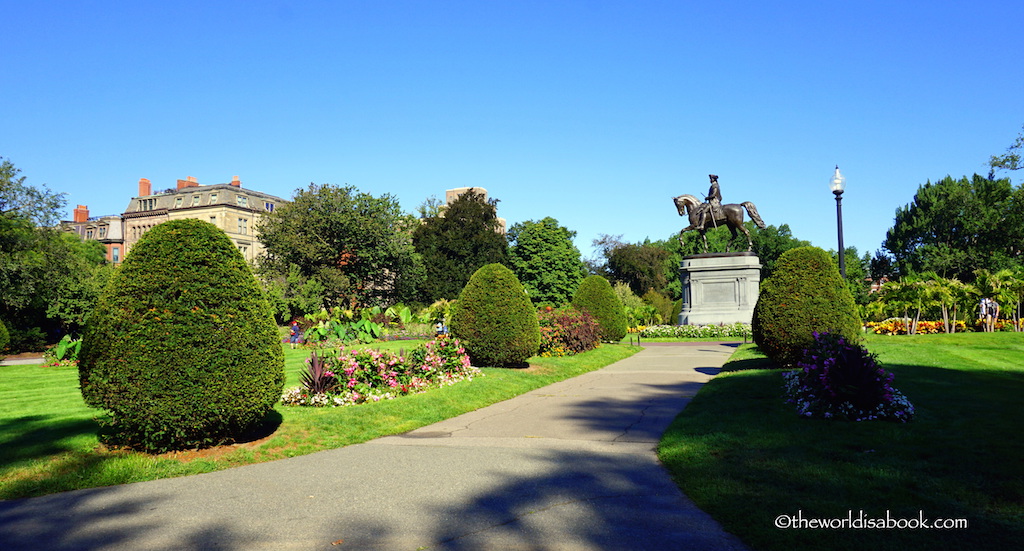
673;174;766;253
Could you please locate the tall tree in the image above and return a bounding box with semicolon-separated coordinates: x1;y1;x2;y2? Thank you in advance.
256;183;423;309
412;189;508;302
1;158;106;349
883;174;1024;281
605;240;670;297
0;157;65;226
989;124;1024;172
507;217;587;306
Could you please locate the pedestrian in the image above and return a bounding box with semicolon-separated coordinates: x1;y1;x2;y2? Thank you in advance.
289;320;301;349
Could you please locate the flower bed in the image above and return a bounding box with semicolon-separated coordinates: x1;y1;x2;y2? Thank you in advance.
537;306;601;357
281;337;481;407
632;323;751;339
783;332;914;422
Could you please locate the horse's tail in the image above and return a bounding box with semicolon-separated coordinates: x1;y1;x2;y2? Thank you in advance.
742;202;766;229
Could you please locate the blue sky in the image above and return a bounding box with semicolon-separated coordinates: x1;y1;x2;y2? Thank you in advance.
4;1;1022;262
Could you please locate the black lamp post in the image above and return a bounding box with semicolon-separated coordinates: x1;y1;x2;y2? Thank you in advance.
829;165;846;278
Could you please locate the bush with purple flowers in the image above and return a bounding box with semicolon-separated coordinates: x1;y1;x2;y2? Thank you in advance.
782;332;914;422
282;337;480;407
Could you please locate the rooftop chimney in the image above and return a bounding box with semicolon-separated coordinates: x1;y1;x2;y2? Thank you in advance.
73;205;89;223
177;176;199;190
139;178;152;197
230;175;241;187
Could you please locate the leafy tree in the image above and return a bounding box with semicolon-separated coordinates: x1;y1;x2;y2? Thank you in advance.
80;219;284;452
883;174;1024;281
0;158;107;349
990;124;1024;172
449;263;540;366
413;189;508;302
257;183;423;310
507;217;587;306
0;157;65;226
605;240;670;297
751;224;811;279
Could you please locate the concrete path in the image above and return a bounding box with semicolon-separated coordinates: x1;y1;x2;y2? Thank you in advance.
0;343;750;551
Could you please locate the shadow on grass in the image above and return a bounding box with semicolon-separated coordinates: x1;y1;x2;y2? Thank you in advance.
0;415;100;470
660;362;1024;551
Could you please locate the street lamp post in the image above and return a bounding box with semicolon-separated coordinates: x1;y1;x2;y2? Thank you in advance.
829;165;846;278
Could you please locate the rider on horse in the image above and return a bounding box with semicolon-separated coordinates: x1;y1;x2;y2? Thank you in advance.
697;174;722;229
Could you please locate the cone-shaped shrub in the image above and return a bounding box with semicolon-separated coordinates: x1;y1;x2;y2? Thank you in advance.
450;263;540;366
79;219;284;452
572;275;628;342
752;246;862;367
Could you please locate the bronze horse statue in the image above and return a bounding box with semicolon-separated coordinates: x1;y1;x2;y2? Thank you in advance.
673;194;766;253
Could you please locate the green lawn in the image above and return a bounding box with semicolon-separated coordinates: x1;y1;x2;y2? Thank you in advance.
0;341;640;500
659;332;1024;551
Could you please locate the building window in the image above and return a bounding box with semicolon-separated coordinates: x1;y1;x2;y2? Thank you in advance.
237;196;248;207
175;197;183;207
139;198;157;211
86;229;94;240
98;226;107;239
209;216;217;225
265;202;275;212
112;247;120;263
192;195;200;206
209;193;218;203
238;217;248;235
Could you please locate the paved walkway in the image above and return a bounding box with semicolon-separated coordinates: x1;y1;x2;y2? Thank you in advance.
0;343;750;551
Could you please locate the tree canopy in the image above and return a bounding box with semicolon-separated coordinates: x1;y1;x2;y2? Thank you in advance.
256;183;422;310
1;158;108;350
989;124;1024;172
883;174;1024;281
507;217;587;306
412;189;508;303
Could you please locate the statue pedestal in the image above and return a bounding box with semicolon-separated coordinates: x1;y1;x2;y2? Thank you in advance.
678;252;761;325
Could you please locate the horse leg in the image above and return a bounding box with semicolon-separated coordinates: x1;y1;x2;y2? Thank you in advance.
737;224;753;251
700;230;709;253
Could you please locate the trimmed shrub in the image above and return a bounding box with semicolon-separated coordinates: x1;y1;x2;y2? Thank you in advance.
450;263;540;366
572;275;628;342
752;246;862;367
0;320;8;355
783;332;914;422
642;289;674;325
537;306;601;357
0;319;8;354
79;219;284;452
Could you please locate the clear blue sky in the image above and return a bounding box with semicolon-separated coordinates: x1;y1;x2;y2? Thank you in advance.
4;1;1022;262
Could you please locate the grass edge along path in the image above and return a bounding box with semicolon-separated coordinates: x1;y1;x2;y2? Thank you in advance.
658;332;1024;551
0;342;641;500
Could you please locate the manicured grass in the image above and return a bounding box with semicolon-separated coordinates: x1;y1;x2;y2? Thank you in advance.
659;332;1024;551
0;341;640;500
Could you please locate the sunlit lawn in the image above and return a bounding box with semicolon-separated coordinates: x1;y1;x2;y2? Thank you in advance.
0;341;641;500
659;332;1024;551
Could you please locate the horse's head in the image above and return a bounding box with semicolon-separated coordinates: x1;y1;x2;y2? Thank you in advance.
672;194;699;216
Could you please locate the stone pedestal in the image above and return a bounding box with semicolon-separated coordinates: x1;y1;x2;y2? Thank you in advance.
678;252;761;325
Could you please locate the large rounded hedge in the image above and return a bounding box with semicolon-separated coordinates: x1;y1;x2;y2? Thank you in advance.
79;219;284;452
572;275;628;342
450;263;540;367
752;246;862;367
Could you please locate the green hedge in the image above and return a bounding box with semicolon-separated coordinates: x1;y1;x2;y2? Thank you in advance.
450;263;540;366
572;275;628;342
752;246;861;367
79;219;284;452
